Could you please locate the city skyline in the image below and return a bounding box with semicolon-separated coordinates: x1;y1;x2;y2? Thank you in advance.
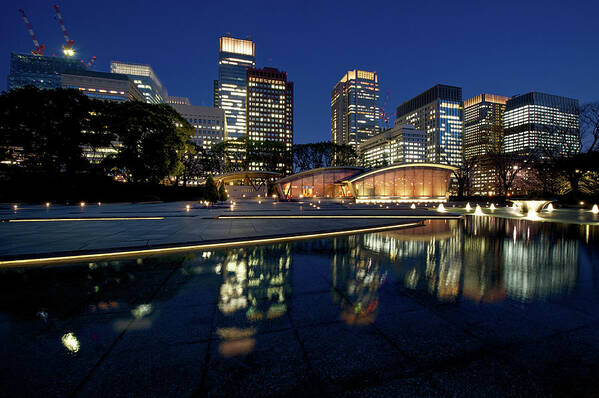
1;0;597;144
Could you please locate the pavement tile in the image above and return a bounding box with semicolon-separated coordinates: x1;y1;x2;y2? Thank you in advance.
201;330;317;398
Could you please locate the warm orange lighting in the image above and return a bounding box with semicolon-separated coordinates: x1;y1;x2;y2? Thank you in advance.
8;217;164;223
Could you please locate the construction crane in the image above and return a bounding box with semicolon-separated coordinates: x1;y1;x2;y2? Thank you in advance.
81;56;96;68
379;91;392;129
53;4;75;57
18;9;45;55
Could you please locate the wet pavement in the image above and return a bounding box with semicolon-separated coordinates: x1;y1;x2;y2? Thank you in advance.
0;201;455;261
1;217;599;397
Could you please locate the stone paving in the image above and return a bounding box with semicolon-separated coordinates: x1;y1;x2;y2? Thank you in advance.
0;201;456;260
2;202;599;397
1;219;598;397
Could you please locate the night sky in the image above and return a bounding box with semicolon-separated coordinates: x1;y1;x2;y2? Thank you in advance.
2;0;598;143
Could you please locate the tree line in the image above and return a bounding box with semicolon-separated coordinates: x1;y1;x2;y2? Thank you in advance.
0;87;192;184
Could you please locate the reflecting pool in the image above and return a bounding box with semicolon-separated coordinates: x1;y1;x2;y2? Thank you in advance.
1;217;599;397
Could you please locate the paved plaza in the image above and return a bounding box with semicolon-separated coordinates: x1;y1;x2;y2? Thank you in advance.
1;201;599;397
0;201;456;261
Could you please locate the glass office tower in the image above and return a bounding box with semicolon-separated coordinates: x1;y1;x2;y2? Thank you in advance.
504;92;580;155
464;93;509;159
246;67;294;173
110;61;167;104
214;35;256;140
395;85;463;167
331;70;380;149
7;53;87;90
464;93;509;195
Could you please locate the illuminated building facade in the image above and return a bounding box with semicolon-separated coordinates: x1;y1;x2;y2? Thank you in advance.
464;93;509;195
61;70;144;102
331;69;380;149
359;124;425;168
504;92;580;155
246;67;294;173
214;35;256;140
275;163;455;202
396;85;463;167
166;96;190;105
170;104;226;150
60;70;144;164
7;52;87;90
110;61;167;104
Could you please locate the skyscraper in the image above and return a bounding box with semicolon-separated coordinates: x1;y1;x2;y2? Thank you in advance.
396;84;463;167
110;61;167;104
503;92;580;155
214;35;256;140
464;94;509;159
246;67;293;173
7;52;87;91
331;70;380;149
464;94;509;195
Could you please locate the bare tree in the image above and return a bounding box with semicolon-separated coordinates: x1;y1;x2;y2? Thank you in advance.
452;156;475;199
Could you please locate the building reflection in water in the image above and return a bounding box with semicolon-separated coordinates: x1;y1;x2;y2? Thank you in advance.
216;244;291;357
498;219;578;302
361;220;464;302
330;218;582;305
331;236;387;325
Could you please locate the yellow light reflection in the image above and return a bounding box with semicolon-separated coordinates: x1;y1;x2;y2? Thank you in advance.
61;332;80;353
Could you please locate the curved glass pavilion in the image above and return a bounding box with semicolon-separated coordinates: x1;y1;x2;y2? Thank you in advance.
274;163;456;203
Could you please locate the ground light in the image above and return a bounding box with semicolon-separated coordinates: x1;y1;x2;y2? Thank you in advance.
437;203;446;212
465;203;472;211
474;204;484;216
45;202;50;207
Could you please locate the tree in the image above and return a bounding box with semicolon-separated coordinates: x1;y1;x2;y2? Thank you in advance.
488;149;534;197
218;183;228;201
452;156;475;199
106;102;192;184
0;87;111;175
205;175;219;203
292;142;358;172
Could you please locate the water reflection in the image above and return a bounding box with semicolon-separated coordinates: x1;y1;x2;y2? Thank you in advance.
216;245;291;356
333;217;586;304
331;238;387;324
0;217;596;361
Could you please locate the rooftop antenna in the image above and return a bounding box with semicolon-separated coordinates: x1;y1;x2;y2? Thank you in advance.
18;9;45;55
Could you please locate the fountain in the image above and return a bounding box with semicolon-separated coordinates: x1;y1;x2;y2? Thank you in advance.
489;203;496;211
410;203;416;209
510;200;554;214
437;203;446;213
592;204;599;214
474;204;484;216
465;203;472;212
546;203;554;212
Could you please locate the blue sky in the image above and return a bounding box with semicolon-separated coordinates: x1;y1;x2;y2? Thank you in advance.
2;0;598;143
